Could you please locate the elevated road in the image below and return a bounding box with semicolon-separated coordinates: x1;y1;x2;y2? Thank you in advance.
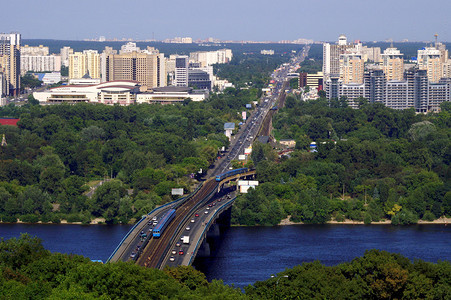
137;178;219;268
108;47;309;267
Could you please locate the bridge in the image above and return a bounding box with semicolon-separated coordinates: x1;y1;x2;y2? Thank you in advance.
107;46;309;269
108;169;256;269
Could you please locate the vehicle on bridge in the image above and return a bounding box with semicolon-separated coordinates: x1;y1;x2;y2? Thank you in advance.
153;209;176;238
215;168;249;181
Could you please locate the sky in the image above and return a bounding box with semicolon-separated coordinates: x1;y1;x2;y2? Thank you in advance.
2;0;450;42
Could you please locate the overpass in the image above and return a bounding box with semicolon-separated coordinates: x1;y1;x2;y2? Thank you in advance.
108;169;256;269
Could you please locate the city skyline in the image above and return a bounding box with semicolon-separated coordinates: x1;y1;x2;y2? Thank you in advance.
1;0;450;42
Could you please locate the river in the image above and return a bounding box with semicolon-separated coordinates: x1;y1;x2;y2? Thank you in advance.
1;223;449;288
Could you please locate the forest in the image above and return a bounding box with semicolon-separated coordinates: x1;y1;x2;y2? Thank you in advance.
0;88;260;224
231;97;450;226
0;235;449;299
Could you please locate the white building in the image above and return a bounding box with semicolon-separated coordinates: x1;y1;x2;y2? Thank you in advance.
60;46;73;67
21;45;49;56
189;49;233;67
41;72;62;85
174;55;189;87
136;86;208;104
261;50;274;55
33;80;140;105
120;42;140;54
20;55;61;75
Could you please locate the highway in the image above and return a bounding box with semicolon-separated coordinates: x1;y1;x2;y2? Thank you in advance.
213;46;308;175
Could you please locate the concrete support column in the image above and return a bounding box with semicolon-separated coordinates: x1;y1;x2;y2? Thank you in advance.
207;223;221;238
197;240;211;257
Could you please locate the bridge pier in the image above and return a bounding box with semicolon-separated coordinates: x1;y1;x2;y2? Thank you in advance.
197;240;211;257
207;223;221;238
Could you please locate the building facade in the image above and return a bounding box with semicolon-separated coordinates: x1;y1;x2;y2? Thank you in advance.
417;47;443;83
0;33;21;96
105;50;165;91
174;55;189;87
20;54;61;74
33;80;140;105
382;48;404;81
340;53;364;84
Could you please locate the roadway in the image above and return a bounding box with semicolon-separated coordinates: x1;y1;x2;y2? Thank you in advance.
108;46;310;267
136;178;219;268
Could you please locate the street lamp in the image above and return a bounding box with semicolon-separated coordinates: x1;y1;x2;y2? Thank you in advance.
271;275;289;285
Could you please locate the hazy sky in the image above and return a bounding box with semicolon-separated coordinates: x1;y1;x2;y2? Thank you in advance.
2;0;450;42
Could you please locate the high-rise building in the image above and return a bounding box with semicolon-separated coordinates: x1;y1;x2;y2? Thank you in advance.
84;50;100;79
174;55;189;87
382;48;404;81
189;49;233;67
60;46;73;67
68;51;100;79
322;35;358;80
120;42;140;54
21;45;49;56
417;47;443;83
0;32;21;96
20;55;61;74
100;47;117;82
326;67;448;112
106;50;166;91
364;69;386;104
340;53;364;84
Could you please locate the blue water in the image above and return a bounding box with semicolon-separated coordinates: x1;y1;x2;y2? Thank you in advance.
192;224;450;288
0;223;449;288
0;223;132;262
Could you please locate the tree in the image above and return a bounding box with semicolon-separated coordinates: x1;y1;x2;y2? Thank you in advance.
90;180;126;222
27;94;40;105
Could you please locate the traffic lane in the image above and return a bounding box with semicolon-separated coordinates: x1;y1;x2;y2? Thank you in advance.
124;209;171;261
164;195;229;266
164;203;212;266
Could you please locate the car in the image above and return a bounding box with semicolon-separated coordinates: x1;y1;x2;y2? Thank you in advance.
169;256;175;262
191;219;195;223
195;213;199;217
217;198;221;202
179;250;184;255
212;202;216;206
208;204;212;207
204;210;209;214
130;252;136;258
186;227;190;231
152;216;157;221
153;221;158;225
176;242;181;247
206;207;210;210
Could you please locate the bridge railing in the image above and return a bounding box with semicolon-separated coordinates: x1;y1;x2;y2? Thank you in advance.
106;182;204;263
156;179;219;269
187;196;236;266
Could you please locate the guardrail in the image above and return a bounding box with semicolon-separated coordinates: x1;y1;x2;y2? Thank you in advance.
156;179;219;269
106;182;204;263
187;196;236;265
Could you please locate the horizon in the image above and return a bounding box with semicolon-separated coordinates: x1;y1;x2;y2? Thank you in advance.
1;0;449;42
20;37;451;44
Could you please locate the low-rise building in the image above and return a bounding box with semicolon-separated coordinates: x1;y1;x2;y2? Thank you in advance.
136;86;208;104
33;80;140;105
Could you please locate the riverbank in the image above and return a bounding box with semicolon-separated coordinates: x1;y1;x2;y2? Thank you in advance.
2;217;112;225
278;216;450;226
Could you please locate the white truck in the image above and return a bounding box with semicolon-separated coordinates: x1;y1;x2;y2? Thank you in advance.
182;236;190;244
